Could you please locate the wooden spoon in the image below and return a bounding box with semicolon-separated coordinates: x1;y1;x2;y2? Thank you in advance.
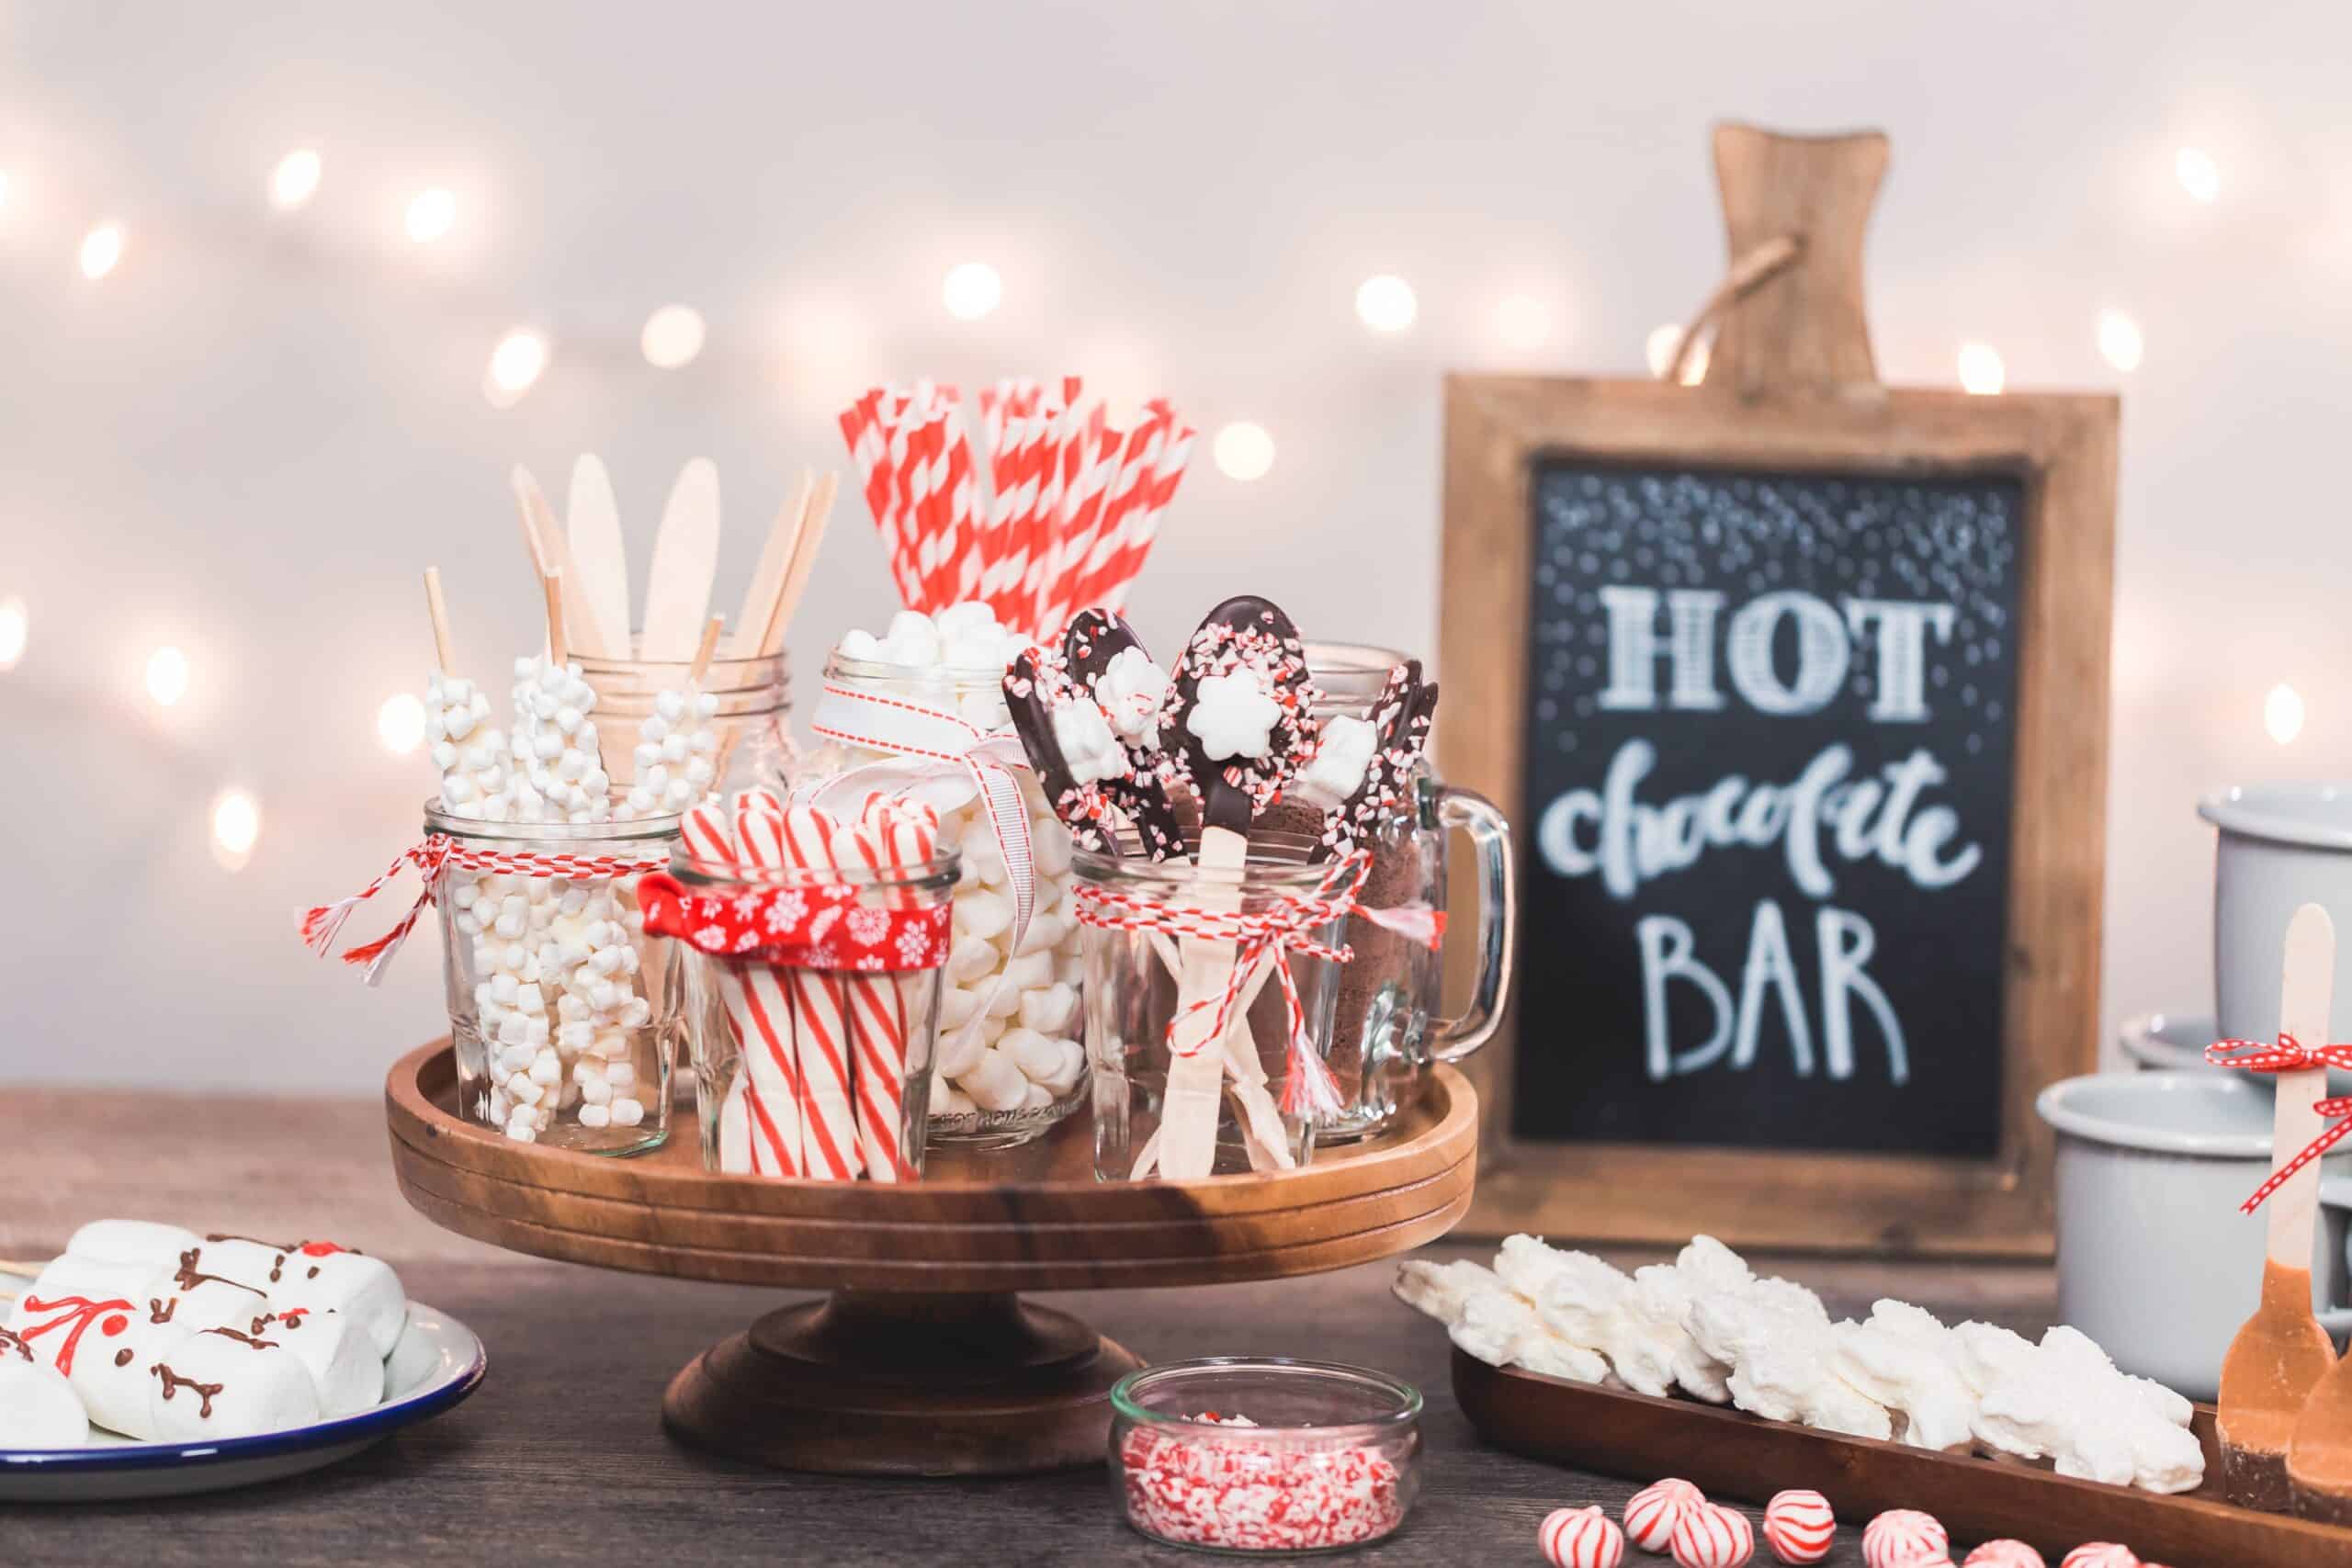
640;457;721;660
2220;901;2339;1511
566;456;632;658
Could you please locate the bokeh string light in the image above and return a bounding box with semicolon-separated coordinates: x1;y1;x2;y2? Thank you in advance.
942;262;1002;321
404;187;455;243
78;223;122;279
1213;421;1276;481
377;693;427;754
2097;310;2144;372
0;595;25;672
1957;343;2006;395
483;329;548;408
269;148;321;210
1354;274;1418;333
640;304;706;368
2176;147;2221;204
144;645;189;708
210;789;261;871
2267;682;2306;745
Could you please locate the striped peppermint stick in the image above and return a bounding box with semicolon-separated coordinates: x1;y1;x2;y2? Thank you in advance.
769;804;864;1179
685;801;803;1179
734;791;833;1177
846;799;937;1180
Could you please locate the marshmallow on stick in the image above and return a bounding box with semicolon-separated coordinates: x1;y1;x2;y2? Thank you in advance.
0;1326;89;1449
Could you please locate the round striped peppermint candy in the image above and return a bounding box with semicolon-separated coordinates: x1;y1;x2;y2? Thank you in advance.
1761;1489;1836;1564
1862;1509;1949;1568
1670;1503;1754;1568
2058;1548;2139;1568
1964;1544;2046;1568
1624;1478;1704;1553
1541;1506;1626;1568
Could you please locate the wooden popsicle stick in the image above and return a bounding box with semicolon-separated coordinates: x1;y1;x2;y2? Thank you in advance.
1152;823;1252;1180
0;1259;40;1279
641;457;721;660
732;470;813;656
423;567;457;676
566;455;633;658
540;568;569;670
688;615;725;684
763;471;838;657
2218;901;2340;1508
510;465;556;581
514;467;612;660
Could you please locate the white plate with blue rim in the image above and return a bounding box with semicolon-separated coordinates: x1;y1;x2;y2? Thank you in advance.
0;1302;484;1502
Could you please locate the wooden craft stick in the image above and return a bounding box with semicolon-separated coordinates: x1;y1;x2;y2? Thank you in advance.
733;470;813;657
540;568;569;670
423;567;457;676
513;466;612;660
763;471;838;657
641;457;721;661
566;455;633;658
689;615;725;684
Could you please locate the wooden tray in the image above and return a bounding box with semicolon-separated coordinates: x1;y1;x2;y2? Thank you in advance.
385;1042;1476;1476
1454;1349;2352;1565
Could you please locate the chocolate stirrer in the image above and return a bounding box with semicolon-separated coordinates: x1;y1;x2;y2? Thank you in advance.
1151;596;1320;1180
1061;609;1184;860
2220;902;2339;1511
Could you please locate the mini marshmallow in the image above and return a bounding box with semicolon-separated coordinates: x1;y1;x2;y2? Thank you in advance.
1294;714;1378;813
1052;698;1127;786
1019;982;1080;1037
578;1103;612;1129
962;1046;1029;1111
1013;911;1066;956
956;890;1013;940
610;1097;646;1127
935;1022;987;1080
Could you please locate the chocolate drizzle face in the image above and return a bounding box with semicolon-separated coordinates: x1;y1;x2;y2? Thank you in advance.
149;1296;177;1325
114;1348;134;1367
1160;596;1319;835
152;1363;224;1420
200;1326;278;1351
0;1327;32;1364
170;1248;266;1299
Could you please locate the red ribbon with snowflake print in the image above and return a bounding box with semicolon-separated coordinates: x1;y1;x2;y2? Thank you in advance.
638;873;953;972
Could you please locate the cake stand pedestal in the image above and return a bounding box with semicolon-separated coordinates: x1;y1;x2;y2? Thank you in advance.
384;1043;1476;1476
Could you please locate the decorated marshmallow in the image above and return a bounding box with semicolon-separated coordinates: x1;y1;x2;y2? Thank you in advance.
1051;696;1126;786
1541;1506;1626;1568
1095;644;1170;746
0;1327;90;1449
146;1325;322;1440
2056;1550;2137;1568
1861;1510;1949;1568
1625;1478;1703;1552
1670;1504;1754;1568
1963;1546;2047;1568
1760;1490;1835;1564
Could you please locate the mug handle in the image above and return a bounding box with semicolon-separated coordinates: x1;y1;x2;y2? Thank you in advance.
1429;785;1516;1065
2322;1176;2352;1336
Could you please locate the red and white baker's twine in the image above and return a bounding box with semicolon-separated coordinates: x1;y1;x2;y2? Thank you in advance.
299;836;666;985
2206;1032;2352;1212
1070;852;1439;1122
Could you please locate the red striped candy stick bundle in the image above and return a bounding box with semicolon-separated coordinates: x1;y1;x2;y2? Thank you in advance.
689;789;937;1182
1761;1489;1836;1564
837;377;1196;638
1539;1505;1625;1568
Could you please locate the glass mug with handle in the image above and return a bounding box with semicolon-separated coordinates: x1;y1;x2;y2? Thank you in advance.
1239;642;1516;1141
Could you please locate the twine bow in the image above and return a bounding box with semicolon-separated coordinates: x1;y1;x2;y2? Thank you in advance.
2205;1032;2352;1212
1070;852;1444;1123
298;836;666;985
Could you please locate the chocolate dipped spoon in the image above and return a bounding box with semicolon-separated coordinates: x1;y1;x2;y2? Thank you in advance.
1001;646;1125;856
2221;902;2339;1510
1150;596;1319;1180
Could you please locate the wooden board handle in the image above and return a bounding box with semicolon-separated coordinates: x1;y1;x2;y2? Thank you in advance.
1707;122;1888;396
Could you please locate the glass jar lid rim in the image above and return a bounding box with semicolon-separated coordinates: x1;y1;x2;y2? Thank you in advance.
1110;1358;1422;1430
824;650;1014;682
423;799;684;841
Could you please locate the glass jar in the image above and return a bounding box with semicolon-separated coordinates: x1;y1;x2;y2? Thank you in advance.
1110;1359;1422;1554
666;846;958;1181
575;646;794;797
1076;834;1347;1180
804;652;1088;1150
427;801;683;1155
1270;641;1517;1143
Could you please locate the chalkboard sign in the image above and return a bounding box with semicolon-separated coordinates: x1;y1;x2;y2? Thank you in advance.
1511;461;2023;1159
1440;371;2115;1256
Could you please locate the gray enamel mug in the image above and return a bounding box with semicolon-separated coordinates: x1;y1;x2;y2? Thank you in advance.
2200;783;2352;1044
2038;1069;2352;1401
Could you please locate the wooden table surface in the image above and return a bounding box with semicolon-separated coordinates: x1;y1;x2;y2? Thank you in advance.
0;1089;2064;1567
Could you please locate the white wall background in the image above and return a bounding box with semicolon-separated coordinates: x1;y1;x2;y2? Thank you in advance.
0;0;2336;1090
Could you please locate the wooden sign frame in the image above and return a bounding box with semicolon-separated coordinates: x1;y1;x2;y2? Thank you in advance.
1440;127;2118;1257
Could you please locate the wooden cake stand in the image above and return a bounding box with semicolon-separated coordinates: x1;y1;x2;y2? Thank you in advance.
384;1042;1476;1476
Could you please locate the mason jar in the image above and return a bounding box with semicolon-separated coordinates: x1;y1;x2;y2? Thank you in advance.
804;651;1087;1149
1255;642;1517;1142
663;843;958;1181
576;646;794;797
1075;829;1346;1180
427;800;684;1154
